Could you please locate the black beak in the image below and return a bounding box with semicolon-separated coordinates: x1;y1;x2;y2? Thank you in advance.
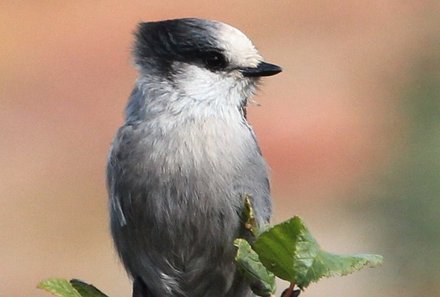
240;62;282;77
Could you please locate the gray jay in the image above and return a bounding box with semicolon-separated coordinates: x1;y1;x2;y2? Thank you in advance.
107;18;281;297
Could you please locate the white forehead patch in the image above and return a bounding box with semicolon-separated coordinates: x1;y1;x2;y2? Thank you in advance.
215;22;263;68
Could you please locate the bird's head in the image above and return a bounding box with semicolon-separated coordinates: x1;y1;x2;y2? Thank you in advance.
132;18;281;116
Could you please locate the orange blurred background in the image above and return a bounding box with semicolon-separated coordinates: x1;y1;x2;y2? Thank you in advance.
1;2;439;297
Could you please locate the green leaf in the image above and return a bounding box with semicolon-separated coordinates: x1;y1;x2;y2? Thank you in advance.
243;195;258;236
38;279;82;297
253;216;383;289
70;279;109;297
234;238;276;296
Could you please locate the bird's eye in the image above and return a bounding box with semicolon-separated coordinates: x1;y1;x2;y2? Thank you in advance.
202;51;227;70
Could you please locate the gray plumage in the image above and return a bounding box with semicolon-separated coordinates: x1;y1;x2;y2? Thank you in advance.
107;18;281;297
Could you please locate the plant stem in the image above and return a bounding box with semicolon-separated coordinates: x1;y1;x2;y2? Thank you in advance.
281;282;296;297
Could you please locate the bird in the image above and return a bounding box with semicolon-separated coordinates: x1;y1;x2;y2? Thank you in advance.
106;18;282;297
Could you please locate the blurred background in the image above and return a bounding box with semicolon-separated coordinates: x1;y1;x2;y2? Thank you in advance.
1;1;439;297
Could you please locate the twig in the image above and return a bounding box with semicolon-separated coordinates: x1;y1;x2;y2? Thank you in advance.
281;282;300;297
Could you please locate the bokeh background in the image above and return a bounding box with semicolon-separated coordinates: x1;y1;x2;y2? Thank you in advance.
1;1;439;297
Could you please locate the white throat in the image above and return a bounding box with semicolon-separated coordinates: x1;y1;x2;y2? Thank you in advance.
135;65;256;122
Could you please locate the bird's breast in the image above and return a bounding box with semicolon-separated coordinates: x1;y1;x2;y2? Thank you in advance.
122;114;256;230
